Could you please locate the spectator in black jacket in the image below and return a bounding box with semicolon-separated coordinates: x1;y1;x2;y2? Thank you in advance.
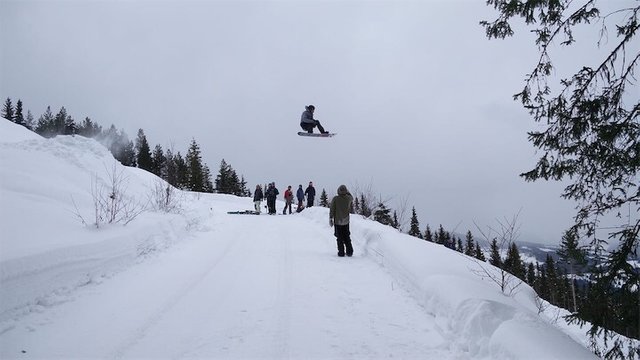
253;185;264;213
265;183;279;215
296;185;305;212
305;181;316;207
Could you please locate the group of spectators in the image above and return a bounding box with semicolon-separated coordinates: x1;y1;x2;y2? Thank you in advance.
252;181;354;258
253;181;317;215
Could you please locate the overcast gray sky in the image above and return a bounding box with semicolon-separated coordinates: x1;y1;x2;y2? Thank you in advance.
3;0;635;244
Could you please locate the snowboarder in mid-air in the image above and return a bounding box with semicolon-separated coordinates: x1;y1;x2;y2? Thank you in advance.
300;105;329;134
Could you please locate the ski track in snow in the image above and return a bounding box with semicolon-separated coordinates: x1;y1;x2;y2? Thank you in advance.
0;206;445;359
109;219;240;359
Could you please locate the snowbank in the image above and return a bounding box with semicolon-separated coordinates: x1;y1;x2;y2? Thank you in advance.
299;207;597;359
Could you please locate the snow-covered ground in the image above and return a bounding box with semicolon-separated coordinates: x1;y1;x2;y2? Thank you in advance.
0;119;630;359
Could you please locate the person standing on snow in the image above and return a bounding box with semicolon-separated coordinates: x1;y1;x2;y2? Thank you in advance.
305;181;316;207
253;184;264;213
283;185;294;215
330;185;354;257
296;184;305;212
300;105;328;134
265;182;279;215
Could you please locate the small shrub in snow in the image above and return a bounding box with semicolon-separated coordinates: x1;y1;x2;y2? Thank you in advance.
73;162;147;228
148;178;182;213
471;213;525;297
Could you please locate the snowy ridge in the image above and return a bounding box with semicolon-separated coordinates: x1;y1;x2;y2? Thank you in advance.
340;216;588;358
0;119;606;358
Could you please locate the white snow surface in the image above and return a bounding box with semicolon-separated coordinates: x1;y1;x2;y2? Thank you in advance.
0;120;605;359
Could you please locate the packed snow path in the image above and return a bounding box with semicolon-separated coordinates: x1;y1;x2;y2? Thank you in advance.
1;208;447;359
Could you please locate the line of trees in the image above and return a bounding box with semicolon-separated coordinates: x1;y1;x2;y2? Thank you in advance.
2;98;249;196
404;206;638;348
481;2;639;358
350;183;638;349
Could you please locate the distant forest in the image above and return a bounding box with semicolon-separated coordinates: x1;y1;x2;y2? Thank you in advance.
1;97;250;196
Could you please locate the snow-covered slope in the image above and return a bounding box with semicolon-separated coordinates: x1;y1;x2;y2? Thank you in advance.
0;119;602;359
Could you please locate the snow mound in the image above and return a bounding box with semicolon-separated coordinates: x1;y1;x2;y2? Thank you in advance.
0;121;191;330
0;119;42;142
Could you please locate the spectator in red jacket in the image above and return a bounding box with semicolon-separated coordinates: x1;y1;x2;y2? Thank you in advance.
283;185;294;215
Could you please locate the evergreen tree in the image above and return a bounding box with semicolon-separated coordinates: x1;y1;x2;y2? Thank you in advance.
185;139;205;192
436;225;447;246
482;2;640;349
54;107;68;135
557;229;586;313
424;225;433;242
373;202;393;226
77;117;102;138
119;139;137;167
443;230;453;249
537;264;548;300
14;100;24;126
238;175;249;196
164;149;176;186
544;254;559;304
407;207;422;238
526;262;536;286
456;237;464;253
135;129;153;171
229;170;241;195
35;106;55;137
64;114;76;135
215;159;235;194
503;242;525;280
213;159;247;196
489;238;501;268
2;98;14;121
151;144;166;178
464;230;475;256
105;127;136;166
474;242;486;262
353;197;361;215
391;211;399;229
202;164;214;193
359;194;371;217
25;110;35;130
319;189;329;207
175;152;188;189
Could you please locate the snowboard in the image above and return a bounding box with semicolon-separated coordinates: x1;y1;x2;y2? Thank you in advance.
227;210;261;215
297;132;336;138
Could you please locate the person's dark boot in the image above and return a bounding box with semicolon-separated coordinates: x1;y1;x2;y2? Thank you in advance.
346;241;353;257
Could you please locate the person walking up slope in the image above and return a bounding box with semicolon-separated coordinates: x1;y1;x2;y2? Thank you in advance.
329;185;354;257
